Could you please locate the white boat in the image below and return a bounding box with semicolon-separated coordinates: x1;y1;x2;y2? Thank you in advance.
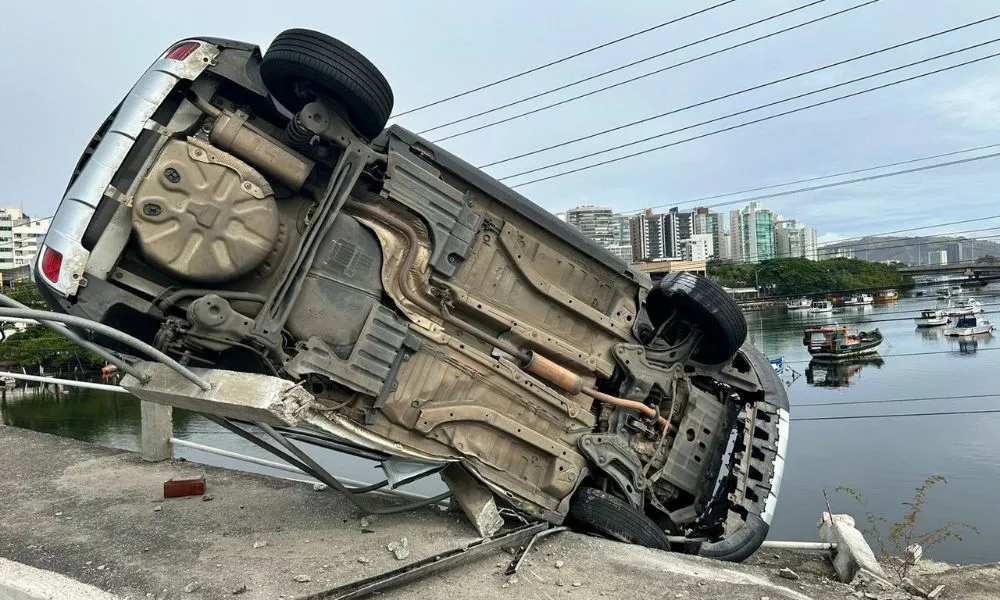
811;300;833;313
945;315;994;337
950;286;965;296
914;309;949;328
787;298;813;310
841;294;874;306
946;298;985;317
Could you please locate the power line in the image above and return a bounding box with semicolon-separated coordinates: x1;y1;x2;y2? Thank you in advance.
633;146;1000;216
427;0;876;139
797;392;1000;409
786;345;1000;364
502;41;1000;184
478;15;1000;166
791;408;1000;422
389;1;737;118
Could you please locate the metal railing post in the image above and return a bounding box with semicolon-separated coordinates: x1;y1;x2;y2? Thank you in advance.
140;401;172;462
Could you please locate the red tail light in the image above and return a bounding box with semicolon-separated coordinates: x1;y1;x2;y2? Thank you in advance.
40;246;63;283
165;41;201;61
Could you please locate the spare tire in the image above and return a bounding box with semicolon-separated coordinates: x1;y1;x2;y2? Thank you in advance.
567;487;670;550
646;272;747;365
260;29;394;139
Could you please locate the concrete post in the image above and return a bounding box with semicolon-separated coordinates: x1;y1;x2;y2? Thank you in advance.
140;401;172;462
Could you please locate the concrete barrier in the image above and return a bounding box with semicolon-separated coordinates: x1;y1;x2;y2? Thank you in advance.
0;558;122;600
818;512;888;583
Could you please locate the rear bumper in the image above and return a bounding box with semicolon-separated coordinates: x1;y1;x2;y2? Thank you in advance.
36;40;220;298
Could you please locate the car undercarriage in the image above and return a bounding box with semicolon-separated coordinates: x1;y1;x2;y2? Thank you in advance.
34;29;788;561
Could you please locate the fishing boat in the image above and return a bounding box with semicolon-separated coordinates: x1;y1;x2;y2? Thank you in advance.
946;298;985;317
786;297;813;311
875;290;899;303
944;315;994;337
841;294;874;306
810;300;833;313
802;325;883;359
914;309;949;328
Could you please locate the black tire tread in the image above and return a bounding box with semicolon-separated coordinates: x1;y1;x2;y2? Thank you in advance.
653;272;747;364
261;29;393;139
568;487;670;550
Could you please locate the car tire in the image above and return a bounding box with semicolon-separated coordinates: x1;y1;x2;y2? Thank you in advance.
260;29;394;140
567;487;670;550
646;272;747;365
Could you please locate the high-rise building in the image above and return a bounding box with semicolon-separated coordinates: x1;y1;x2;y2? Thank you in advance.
774;217;818;261
681;233;714;261
693;207;724;260
718;230;732;261
606;212;636;263
740;202;775;263
671;207;693;244
945;242;963;264
0;210;15;270
928;250;948;265
631;208;679;262
565;206;614;247
728;210;744;263
13;216;50;268
802;226;818;261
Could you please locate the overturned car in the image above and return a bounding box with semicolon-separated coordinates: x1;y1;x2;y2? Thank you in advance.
35;29;787;561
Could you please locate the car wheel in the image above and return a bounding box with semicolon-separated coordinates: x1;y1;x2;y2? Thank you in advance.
646;272;747;365
567;487;670;550
260;29;394;140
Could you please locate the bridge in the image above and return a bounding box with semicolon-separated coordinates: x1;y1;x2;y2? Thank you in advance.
897;259;1000;277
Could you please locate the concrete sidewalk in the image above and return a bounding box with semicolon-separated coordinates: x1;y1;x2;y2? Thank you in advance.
1;426;996;600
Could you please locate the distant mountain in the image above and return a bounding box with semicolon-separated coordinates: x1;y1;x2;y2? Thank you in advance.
819;235;1000;265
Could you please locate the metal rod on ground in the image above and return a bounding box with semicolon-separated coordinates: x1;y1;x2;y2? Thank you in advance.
0;308;210;390
760;541;837;551
257;422;453;514
169;438;439;504
0;371;127;393
0;293;148;382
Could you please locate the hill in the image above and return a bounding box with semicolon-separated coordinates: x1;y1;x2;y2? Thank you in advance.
818;235;1000;265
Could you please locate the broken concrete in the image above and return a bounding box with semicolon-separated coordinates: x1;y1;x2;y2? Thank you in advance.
818;512;887;582
440;464;504;538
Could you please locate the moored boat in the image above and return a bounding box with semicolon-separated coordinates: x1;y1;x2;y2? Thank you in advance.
841;294;874;306
946;298;985;317
787;297;813;311
811;300;833;313
914;309;949;328
875;290;899;303
802;325;883;359
944;315;994;337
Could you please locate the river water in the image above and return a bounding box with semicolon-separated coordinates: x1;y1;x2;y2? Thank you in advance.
3;290;999;563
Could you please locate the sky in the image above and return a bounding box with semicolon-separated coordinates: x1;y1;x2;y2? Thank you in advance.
2;0;999;244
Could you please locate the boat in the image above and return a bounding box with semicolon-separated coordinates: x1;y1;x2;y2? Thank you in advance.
946;298;985;317
944;315;994;337
936;288;951;299
841;294;874;306
950;286;965;296
802;325;883;359
787;298;813;311
810;300;833;313
769;356;785;375
914;309;949;328
875;290;899;303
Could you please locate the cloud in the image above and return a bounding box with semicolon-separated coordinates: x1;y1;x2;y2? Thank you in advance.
818;233;845;245
932;74;1000;132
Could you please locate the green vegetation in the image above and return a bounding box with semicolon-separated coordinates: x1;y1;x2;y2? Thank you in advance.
833;476;978;582
707;257;906;296
0;282;103;370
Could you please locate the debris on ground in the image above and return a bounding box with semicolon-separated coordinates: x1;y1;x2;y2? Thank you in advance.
357;556;370;565
313;483;328;491
202;494;214;502
183;581;201;593
554;560;564;569
253;540;267;549
778;568;800;580
152;505;162;512
164;476;206;498
388;537;410;560
231;583;249;595
294;575;311;583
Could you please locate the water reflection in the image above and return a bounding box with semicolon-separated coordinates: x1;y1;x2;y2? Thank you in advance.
918;327;945;342
949;334;994;357
804;356;885;388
